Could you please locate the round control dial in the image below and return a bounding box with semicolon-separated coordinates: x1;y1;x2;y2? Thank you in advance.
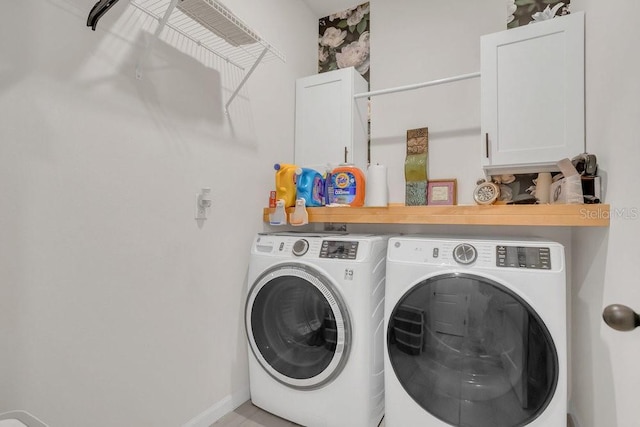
292;239;309;257
453;243;477;265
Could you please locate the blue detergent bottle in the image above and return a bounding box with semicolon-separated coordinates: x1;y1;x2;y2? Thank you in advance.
295;167;325;207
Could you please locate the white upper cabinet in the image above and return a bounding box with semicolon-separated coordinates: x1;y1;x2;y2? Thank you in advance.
295;67;369;173
481;12;585;175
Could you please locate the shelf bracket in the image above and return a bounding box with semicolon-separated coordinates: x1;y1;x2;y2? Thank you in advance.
135;0;180;80
224;46;269;113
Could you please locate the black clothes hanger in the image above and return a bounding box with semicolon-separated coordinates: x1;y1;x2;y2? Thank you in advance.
87;0;121;31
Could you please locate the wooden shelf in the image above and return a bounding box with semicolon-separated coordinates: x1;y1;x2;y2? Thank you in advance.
263;204;610;227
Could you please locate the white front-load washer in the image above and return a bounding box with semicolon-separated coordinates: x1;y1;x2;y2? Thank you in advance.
245;232;389;427
384;236;566;427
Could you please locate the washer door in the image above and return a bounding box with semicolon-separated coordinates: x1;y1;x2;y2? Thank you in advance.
387;273;558;427
246;263;351;389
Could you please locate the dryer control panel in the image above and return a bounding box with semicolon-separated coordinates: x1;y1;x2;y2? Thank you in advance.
387;237;564;273
496;245;551;269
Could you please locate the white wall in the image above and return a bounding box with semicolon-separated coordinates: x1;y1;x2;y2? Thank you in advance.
370;0;505;204
0;0;316;426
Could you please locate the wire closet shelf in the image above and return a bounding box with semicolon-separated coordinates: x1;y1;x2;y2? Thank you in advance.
131;0;285;70
130;0;285;111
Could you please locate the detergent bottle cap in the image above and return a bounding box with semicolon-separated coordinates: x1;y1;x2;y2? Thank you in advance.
295;167;303;175
274;163;281;171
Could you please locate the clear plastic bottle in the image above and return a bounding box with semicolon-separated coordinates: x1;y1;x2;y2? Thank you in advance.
324;166;334;205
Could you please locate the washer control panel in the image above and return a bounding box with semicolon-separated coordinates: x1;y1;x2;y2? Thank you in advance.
496;245;551;269
320;240;359;259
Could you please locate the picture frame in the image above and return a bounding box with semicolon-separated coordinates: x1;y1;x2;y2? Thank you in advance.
427;179;457;205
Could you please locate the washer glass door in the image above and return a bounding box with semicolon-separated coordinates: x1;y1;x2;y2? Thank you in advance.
387;273;558;426
246;264;351;389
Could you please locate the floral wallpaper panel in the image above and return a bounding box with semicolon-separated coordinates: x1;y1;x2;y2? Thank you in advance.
318;2;370;83
508;0;570;28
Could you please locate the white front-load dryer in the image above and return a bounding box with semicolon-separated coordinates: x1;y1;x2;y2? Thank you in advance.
246;233;389;427
384;236;566;427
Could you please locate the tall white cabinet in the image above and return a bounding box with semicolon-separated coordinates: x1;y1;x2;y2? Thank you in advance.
481;12;585;175
294;67;369;172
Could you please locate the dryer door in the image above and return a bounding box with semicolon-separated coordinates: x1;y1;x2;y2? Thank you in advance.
387;273;558;426
246;263;351;389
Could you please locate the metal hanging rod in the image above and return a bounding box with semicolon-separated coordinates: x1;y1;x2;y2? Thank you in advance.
354;71;481;99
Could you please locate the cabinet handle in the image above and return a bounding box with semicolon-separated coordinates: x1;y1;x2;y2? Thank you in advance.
344;146;348;163
485;133;489;158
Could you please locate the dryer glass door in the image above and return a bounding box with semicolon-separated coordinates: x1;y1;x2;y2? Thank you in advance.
246;264;351;389
387;273;558;426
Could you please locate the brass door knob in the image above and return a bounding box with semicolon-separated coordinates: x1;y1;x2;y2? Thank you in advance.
602;304;640;332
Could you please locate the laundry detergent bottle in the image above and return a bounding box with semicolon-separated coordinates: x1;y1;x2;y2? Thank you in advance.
274;163;298;207
324;166;334;205
330;164;366;207
295;167;325;207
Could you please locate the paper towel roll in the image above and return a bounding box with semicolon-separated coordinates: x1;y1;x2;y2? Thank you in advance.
365;164;389;207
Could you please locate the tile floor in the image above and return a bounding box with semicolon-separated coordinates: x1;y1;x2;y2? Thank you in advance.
211;401;385;427
213;400;572;427
211;401;298;426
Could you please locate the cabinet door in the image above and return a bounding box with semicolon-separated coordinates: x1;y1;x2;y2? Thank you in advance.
295;68;368;172
481;12;584;174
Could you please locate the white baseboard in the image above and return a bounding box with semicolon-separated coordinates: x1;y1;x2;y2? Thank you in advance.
0;410;48;427
567;403;582;427
181;388;250;427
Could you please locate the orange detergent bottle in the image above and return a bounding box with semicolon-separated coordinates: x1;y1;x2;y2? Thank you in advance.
274;163;298;207
330;164;366;207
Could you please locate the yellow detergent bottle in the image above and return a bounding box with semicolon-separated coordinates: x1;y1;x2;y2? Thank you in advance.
274;163;298;207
